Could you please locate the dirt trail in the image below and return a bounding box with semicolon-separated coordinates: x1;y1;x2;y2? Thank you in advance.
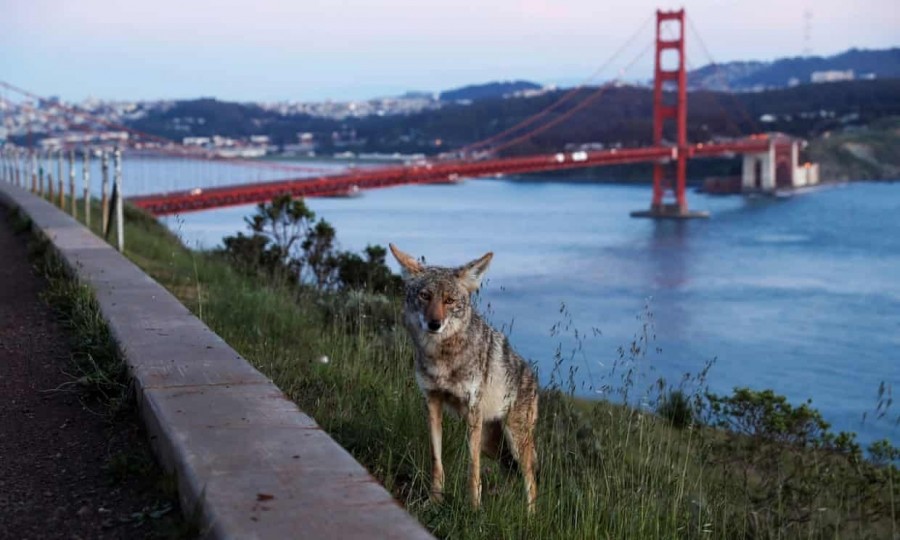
0;204;182;540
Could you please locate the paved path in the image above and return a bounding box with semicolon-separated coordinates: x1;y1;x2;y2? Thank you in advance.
0;204;181;540
1;183;433;539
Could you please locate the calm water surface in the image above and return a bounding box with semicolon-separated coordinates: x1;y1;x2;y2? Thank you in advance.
157;170;900;447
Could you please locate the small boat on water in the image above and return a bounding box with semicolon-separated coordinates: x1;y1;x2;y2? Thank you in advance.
425;173;466;185
320;184;362;198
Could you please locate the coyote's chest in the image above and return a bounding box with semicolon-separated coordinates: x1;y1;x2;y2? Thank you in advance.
413;337;513;421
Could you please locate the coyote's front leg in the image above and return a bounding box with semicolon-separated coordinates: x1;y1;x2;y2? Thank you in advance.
466;405;484;509
426;392;445;502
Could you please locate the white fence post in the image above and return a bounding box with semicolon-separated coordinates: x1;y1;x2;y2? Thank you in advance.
68;149;77;217
83;148;91;228
57;149;64;208
101;150;110;234
115;147;124;252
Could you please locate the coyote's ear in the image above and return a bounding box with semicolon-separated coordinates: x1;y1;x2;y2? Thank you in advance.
389;243;423;276
456;252;493;292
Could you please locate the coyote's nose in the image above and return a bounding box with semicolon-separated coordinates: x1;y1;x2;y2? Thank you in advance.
427;320;442;332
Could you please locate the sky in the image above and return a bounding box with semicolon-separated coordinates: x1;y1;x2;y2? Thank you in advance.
2;0;898;103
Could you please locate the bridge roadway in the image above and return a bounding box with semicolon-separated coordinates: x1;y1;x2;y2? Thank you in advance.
129;139;773;216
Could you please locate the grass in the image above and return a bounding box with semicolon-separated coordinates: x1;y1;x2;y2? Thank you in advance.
807;116;900;181
22;190;899;539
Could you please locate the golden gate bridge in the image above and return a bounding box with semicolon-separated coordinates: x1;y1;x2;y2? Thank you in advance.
0;9;812;219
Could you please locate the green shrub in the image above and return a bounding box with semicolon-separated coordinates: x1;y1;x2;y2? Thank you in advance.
220;195;400;294
702;387;899;537
657;389;694;428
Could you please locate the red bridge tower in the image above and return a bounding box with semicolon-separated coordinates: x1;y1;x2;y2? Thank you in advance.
632;9;709;219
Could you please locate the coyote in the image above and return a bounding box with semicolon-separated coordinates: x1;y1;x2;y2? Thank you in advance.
389;244;538;513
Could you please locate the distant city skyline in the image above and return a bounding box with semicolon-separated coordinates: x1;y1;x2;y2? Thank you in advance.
2;0;898;103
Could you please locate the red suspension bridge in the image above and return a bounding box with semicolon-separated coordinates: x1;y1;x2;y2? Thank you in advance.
1;9;814;219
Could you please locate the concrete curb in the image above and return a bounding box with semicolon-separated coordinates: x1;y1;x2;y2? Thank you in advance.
0;183;433;540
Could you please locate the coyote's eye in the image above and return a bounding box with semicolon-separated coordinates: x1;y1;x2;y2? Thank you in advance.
418;290;432;301
444;297;455;306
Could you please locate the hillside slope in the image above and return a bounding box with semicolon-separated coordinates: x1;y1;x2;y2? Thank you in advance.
689;48;900;90
806;117;900;181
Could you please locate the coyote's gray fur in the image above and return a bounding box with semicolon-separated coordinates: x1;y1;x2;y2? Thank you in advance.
389;244;538;513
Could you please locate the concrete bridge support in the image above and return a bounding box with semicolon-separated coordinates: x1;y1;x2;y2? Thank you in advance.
742;145;775;192
742;141;800;192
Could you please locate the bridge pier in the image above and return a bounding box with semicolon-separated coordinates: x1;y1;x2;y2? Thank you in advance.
741;139;816;193
741;143;776;192
630;203;710;219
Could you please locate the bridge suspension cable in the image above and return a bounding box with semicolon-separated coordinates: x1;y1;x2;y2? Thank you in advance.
485;40;654;155
647;18;746;140
454;13;654;155
685;15;762;135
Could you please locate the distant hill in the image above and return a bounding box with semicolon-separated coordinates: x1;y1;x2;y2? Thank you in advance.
439;80;542;102
689;48;900;90
122;79;900;160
